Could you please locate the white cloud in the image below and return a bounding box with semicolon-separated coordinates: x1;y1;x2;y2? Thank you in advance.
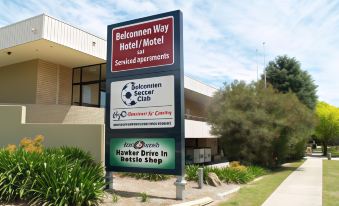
1;0;339;106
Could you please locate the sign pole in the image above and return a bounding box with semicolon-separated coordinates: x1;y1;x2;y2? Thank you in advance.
175;176;186;200
105;171;113;190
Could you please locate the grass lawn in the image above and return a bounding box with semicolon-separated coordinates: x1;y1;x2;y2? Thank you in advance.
323;160;339;206
219;160;304;206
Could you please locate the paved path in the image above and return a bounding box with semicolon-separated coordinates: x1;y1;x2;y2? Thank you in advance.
262;157;322;206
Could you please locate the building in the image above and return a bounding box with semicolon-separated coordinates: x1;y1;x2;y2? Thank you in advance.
0;14;221;164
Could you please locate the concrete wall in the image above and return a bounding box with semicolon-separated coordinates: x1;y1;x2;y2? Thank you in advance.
0;105;104;163
0;59;72;105
0;60;38;104
36;60;72;105
0;104;104;124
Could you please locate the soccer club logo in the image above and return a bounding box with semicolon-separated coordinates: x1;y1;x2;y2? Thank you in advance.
121;82;137;106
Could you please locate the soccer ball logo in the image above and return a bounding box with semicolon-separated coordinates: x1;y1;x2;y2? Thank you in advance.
121;82;137;106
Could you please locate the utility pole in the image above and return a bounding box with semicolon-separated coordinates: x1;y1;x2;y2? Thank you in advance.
263;42;266;88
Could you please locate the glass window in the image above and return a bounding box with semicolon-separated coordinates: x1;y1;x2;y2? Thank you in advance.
101;64;106;80
73;68;81;83
72;63;106;107
72;85;80;105
82;65;100;82
100;81;106;92
82;83;99;106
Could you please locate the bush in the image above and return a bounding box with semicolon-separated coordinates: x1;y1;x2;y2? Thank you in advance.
122;172;171;181
208;81;315;168
185;164;200;181
0;146;105;205
0;149;41;202
140;192;149;202
45;146;95;166
185;164;267;184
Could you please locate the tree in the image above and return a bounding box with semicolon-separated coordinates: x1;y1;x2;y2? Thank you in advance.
208;81;315;168
264;55;318;110
314;102;339;156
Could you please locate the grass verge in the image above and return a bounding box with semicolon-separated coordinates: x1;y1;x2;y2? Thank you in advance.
219;160;304;206
323;160;339;206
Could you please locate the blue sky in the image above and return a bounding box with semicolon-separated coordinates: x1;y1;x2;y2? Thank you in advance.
1;0;339;106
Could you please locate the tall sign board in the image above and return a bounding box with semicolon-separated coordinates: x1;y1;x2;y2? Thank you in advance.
105;10;184;175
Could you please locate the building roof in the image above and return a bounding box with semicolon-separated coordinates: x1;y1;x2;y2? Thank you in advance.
0;14;106;68
0;14;217;97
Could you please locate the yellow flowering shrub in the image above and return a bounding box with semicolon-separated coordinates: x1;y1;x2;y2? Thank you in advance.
229;161;241;167
5;144;17;153
19;135;45;153
229;161;247;171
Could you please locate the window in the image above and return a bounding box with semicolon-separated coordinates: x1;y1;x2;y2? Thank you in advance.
72;63;106;107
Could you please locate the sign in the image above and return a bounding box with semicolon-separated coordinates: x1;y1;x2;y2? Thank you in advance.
110;138;175;169
106;10;184;175
112;16;174;72
110;75;175;129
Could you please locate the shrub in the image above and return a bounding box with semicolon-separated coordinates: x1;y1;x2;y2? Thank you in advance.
185;164;267;185
229;161;241;168
112;193;119;203
45;146;95;166
0;149;40;202
122;172;171;181
185;164;200;181
20;135;44;153
246;165;267;177
0;145;105;205
208;81;315;168
140;192;149;202
29;156;105;205
217;167;253;184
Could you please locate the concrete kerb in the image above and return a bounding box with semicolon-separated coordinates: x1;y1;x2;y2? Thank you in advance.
217;186;240;199
171;197;214;206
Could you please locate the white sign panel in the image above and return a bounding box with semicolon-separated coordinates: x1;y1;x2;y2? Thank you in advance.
110;75;175;129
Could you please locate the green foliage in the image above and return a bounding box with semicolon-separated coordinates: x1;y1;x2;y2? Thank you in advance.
264;55;318;110
0;149;40;202
0;147;105;205
122;172;171;181
185;164;200;181
111;193;119;203
45;146;95;166
314;102;339;155
140;192;149;202
184;164;266;184
208;80;315;167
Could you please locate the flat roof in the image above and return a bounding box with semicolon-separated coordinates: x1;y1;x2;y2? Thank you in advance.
0;14;218;96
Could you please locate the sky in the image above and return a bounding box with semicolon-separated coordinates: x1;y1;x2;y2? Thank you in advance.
1;0;338;106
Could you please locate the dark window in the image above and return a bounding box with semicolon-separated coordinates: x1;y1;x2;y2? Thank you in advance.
72;85;80;105
82;65;100;82
72;63;106;107
101;64;106;80
73;68;81;83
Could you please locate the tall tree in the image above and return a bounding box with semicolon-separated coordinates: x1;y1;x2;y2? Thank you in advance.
314;102;339;156
208;81;315;168
264;55;318;110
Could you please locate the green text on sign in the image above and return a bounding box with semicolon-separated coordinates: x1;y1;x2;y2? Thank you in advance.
110;138;175;169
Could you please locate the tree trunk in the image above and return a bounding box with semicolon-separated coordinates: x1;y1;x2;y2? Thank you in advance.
323;142;328;156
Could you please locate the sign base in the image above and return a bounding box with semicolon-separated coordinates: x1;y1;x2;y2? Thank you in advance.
174;176;187;200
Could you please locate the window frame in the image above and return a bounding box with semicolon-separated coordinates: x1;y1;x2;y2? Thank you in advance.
71;63;106;108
